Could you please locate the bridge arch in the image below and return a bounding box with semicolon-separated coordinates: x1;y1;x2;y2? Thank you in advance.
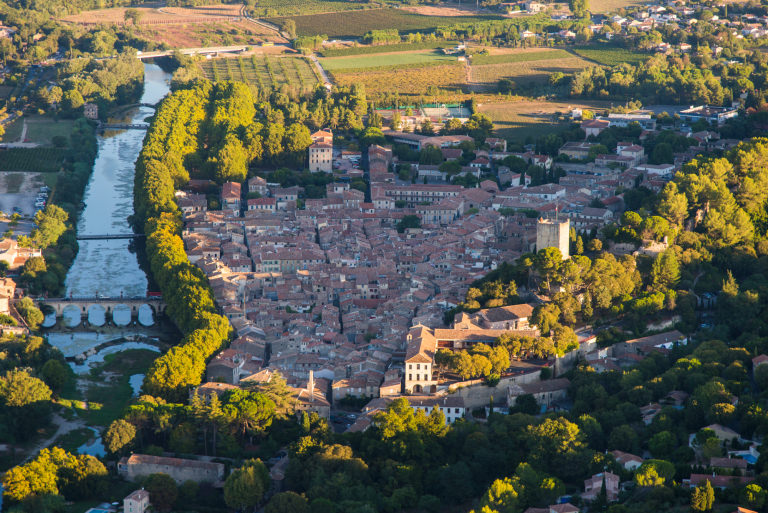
138;304;155;327
62;304;82;328
112;304;132;327
87;304;107;327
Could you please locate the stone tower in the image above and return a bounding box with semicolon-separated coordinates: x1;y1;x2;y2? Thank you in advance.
536;218;570;260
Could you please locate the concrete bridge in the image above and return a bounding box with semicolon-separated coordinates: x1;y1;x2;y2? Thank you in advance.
39;297;166;326
136;45;249;60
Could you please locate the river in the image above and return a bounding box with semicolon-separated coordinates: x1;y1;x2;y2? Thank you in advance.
44;63;173;365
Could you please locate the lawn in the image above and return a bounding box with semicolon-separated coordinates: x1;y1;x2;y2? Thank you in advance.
23;118;76;146
320;50;459;71
0;148;68;172
270;8;503;38
471;55;593;88
571;45;650;66
470;49;572;65
479;99;612;141
200;55;320;91
1;118;23;143
332;63;467;97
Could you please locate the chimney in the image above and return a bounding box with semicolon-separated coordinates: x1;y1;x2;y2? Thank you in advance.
307;370;315;403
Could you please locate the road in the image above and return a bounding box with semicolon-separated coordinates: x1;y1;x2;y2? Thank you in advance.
309;54;333;88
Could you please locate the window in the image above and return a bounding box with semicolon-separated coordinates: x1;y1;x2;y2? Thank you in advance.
408;374;412;381
416;364;420;370
455;408;460;413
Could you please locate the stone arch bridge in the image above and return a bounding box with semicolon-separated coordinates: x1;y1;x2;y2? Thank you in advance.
39;297;166;326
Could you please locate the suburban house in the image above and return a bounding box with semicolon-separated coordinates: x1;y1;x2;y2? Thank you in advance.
753;354;768;369
582;119;610;137
613;330;688;357
687;474;754;489
559;141;596;159
524;504;579;513
124;490;150;513
118;454;225;484
582;471;620;502
0;238;42;271
611;450;644;470
220;182;241;213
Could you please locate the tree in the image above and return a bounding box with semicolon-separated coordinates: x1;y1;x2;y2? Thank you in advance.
740;483;767;510
16;297;44;330
651;250;680;291
266;492;309;513
397;215;421;233
32;204;68;249
224;460;270;511
634;460;675;487
104;419;136;455
648;431;677;458
0;368;52;407
144;473;178;512
124;8;143;25
283;19;297;38
569;0;588;16
41;359;68;393
691;480;715;512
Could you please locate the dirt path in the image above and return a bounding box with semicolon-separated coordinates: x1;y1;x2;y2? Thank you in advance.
22;413;88;462
18;120;27;143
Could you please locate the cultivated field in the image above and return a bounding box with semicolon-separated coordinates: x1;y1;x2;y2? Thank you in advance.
571;45;650;66
270;8;503;38
133;21;284;48
62;4;244;25
252;0;377;16
0;148;67;173
470;52;593;90
62;4;285;47
479;99;612;140
331;63;467;96
200;55;320;91
470;48;573;65
401;4;497;17
320;50;460;71
319;41;456;57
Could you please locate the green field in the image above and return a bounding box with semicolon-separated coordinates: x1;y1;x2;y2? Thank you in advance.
200;55;321;90
470;49;572;65
0;148;67;172
1;118;23;143
270;8;503;38
571;45;650;66
320;50;459;71
319;40;458;57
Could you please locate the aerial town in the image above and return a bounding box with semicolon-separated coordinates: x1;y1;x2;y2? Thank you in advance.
2;0;768;511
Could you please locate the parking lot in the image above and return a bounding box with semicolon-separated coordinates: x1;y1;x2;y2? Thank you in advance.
0;172;49;218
